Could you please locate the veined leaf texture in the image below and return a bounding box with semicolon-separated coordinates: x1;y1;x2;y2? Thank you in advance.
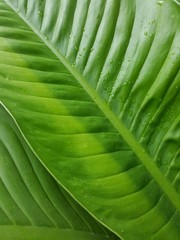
0;0;180;239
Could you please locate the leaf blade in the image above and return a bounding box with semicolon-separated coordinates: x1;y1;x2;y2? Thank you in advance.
0;0;180;239
0;104;115;239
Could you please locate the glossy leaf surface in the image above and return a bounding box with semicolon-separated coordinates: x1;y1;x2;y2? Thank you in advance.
0;0;180;239
0;105;115;239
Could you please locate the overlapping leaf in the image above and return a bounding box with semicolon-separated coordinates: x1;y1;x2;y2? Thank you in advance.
0;105;116;239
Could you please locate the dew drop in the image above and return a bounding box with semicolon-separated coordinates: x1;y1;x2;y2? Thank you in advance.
149;141;154;146
96;14;100;19
157;158;161;167
111;93;115;99
144;31;148;36
128;110;133;116
5;75;9;81
71;62;76;67
104;74;108;80
38;10;42;16
157;0;164;6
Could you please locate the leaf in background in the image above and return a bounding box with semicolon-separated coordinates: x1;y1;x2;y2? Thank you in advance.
0;104;116;240
0;0;180;239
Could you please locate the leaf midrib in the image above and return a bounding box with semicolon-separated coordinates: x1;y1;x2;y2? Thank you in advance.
4;0;180;213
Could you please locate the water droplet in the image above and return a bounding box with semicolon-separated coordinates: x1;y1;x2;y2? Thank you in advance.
96;14;100;19
128;110;133;116
5;75;9;81
157;158;161;167
38;10;42;16
144;31;148;36
157;0;164;6
90;47;94;52
45;36;48;40
149;141;154;146
71;62;76;67
111;93;115;99
100;71;103;77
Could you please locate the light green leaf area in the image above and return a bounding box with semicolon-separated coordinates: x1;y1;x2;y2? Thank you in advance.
0;0;180;240
0;105;116;240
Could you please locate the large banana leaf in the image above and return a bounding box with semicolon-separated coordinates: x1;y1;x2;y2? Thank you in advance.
0;0;180;239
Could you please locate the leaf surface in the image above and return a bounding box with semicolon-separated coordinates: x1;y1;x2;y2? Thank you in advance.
0;0;180;239
0;104;115;239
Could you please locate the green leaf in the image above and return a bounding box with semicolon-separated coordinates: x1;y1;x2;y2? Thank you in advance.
0;0;180;239
0;104;116;240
